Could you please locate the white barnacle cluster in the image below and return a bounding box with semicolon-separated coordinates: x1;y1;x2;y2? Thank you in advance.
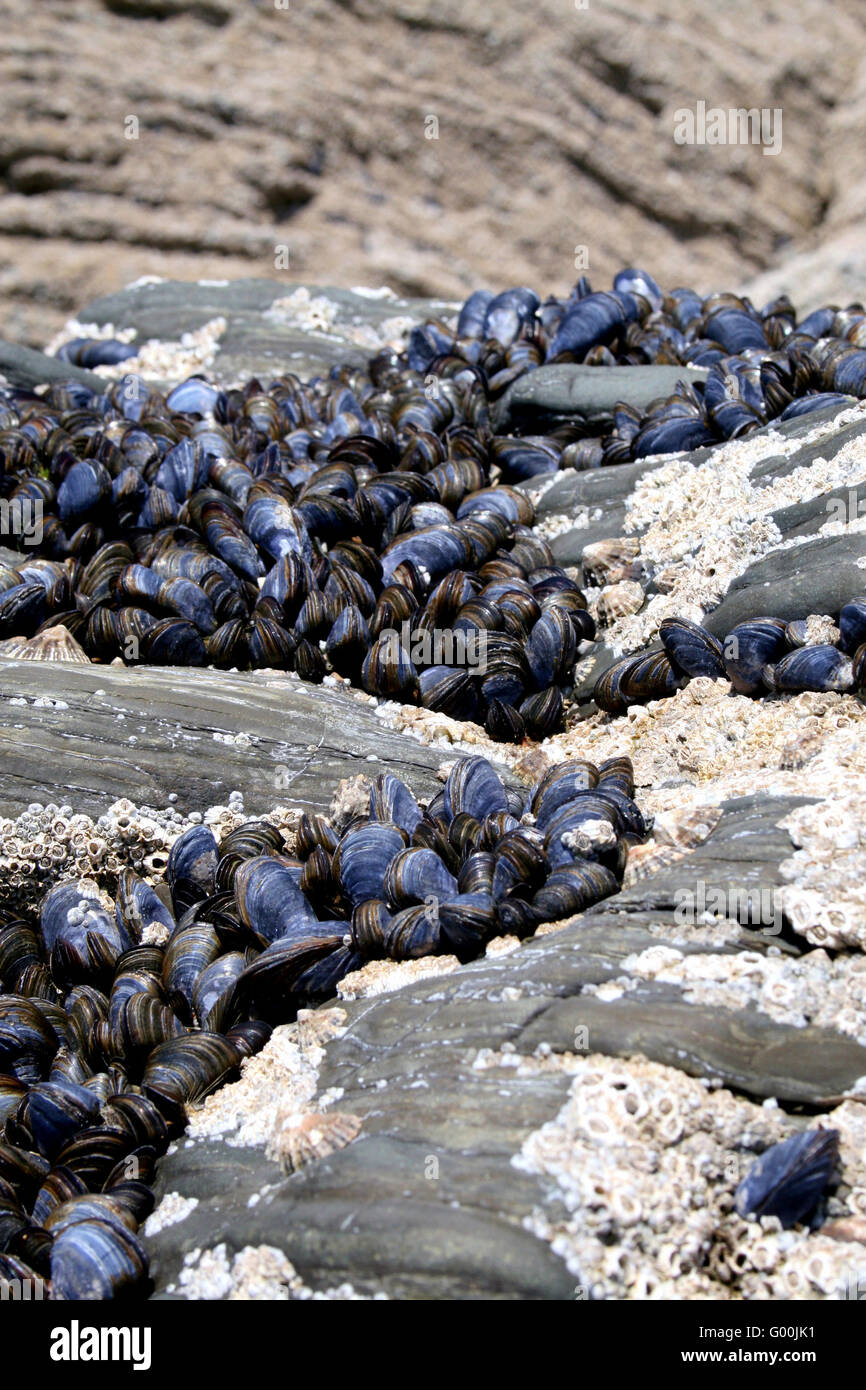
175;1243;379;1301
779;795;866;951
142;1192;199;1237
185;1007;349;1151
607;399;866;656
552;678;866;800
0;801;120;907
265;288;340;335
501;1050;866;1299
621;943;866;1046
338;951;460;1000
532;507;595;541
0;792;302;910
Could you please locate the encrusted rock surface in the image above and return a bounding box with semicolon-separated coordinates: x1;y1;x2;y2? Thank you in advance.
143;794;866;1299
4;282;866;1299
52;278;457;388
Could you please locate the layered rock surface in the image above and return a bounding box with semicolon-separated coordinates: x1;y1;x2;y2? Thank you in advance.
3;0;866;345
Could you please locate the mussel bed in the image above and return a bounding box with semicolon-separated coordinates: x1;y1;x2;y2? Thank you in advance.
593;603;866;711
3;267;866;741
0;753;644;1298
2;267;864;1299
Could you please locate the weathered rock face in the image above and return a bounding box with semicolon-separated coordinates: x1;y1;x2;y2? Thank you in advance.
2;0;866;346
0;659;452;821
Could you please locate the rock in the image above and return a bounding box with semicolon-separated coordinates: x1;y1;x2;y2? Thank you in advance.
743;227;866;318
704;533;866;636
598;792;813;926
5;273;866;1300
2;0;864;347
491;364;709;433
521;455;665;570
70;277;457;387
0;659;452;818
103;0;233;21
750;409;866;485
0;339;106;392
528;402;866;573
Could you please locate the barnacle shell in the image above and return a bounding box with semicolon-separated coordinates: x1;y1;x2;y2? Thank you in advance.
275;1111;362;1175
0;625;90;664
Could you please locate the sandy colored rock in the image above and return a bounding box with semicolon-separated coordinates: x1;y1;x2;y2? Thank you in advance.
2;0;866;346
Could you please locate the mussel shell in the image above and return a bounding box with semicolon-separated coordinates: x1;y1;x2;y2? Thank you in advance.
27;1079;101;1159
368;773;422;835
293;814;338;859
167;824;219;916
723;618;789;695
542;795;620;870
50;1215;150;1300
142;1033;240;1115
838;599;866;655
294;637;326;683
248;612;295;669
491;830;549;900
621;649;681;704
592;655;635;715
350;899;392;957
162;922;221;1021
0;922;42;992
193;952;246;1031
526;607;577;689
443;757;508;821
457;850;495;896
361;634;419;700
291;942;361;999
333;824;408;906
519;685;564;738
225;1019;273;1059
735;1128;839;1228
139;617;207;667
418;666;481;722
485;699;525;743
0;997;60;1083
324;604;370;678
529;761;600;825
41;883;130;990
233;855;320;945
110;991;185;1057
532;859;619;921
659;616;726;679
596;755;635;799
767;644;853;694
382;903;442;960
233;933;346;1019
101;1094;170;1149
437;892;496;959
383;847;458;909
0;1074;28;1128
115;870;175;941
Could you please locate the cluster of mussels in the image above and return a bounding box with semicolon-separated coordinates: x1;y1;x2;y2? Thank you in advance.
0;753;644;1298
410;268;866;465
592;599;866;713
0;368;598;741
3;267;866;739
